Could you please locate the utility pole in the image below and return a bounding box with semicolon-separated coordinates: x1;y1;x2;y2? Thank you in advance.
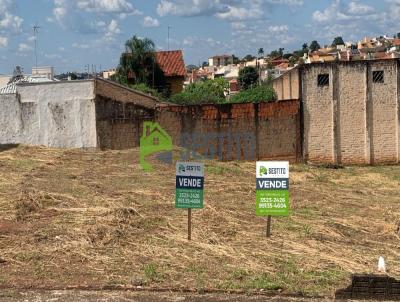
33;23;40;73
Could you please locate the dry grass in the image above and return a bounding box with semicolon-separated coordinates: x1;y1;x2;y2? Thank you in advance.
0;145;400;296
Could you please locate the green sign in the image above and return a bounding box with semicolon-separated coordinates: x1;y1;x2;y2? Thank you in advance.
175;162;204;209
256;161;289;216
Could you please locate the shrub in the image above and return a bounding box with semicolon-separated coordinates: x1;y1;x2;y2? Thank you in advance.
129;83;164;101
229;85;276;104
170;78;228;105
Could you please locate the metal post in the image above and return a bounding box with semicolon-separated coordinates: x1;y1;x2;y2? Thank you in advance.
266;215;272;237
188;208;192;241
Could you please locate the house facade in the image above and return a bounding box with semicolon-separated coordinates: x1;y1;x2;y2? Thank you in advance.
208;55;234;67
155;50;186;95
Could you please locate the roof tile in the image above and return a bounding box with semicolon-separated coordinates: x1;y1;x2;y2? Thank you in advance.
155;50;186;77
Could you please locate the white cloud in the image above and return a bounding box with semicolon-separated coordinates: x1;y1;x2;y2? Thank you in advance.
156;0;305;21
157;0;264;20
18;43;32;52
0;0;23;47
0;36;7;47
51;0;140;34
268;25;289;34
76;0;140;14
310;0;386;44
72;42;90;49
45;53;62;59
266;0;303;5
143;16;160;27
348;1;374;15
216;5;263;21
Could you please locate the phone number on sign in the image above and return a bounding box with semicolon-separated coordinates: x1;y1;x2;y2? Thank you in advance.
260;197;286;203
259;203;287;209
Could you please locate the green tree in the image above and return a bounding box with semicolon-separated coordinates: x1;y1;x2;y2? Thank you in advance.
115;35;165;89
289;56;297;67
332;36;345;47
309;40;321;52
238;66;259;90
186;65;197;72
258;48;264;58
302;43;308;51
232;55;240;64
170;78;228;105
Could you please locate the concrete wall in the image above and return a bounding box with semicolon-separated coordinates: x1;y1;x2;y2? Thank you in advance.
157;100;301;162
272;67;300;101
302;60;400;165
0;81;97;148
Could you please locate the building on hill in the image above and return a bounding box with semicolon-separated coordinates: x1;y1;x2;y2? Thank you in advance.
155;50;186;95
208;55;234;67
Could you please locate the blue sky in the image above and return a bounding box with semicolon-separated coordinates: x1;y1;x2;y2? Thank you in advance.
0;0;399;74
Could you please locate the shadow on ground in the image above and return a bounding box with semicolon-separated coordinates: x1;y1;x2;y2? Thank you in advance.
0;144;19;153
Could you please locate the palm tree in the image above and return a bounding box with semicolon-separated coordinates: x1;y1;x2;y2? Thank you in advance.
258;47;264;58
117;35;157;85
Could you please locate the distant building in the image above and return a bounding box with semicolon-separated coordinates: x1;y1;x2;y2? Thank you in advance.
102;68;116;79
155;50;186;95
32;66;54;80
208;55;233;67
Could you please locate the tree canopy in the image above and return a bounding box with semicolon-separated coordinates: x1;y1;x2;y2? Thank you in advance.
238;66;259;90
332;36;345;47
309;40;321;52
114;35;166;91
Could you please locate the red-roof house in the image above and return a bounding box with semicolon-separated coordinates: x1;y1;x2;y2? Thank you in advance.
155;50;186;95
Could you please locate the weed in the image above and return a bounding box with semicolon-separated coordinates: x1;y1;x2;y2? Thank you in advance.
143;263;163;283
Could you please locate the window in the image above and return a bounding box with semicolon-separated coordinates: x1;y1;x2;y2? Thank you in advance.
373;70;384;83
317;74;329;87
153;137;159;146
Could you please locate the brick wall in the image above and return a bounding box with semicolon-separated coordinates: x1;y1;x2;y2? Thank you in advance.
302;64;335;163
302;59;400;165
156;100;301;162
95;96;154;150
369;61;399;164
336;274;400;299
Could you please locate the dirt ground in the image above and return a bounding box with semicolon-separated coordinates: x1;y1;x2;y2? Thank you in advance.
1;145;400;298
0;289;336;302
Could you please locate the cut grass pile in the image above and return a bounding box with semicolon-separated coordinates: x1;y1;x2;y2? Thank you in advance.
0;145;400;296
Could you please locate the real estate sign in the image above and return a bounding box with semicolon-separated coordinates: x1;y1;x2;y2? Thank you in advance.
175;162;204;209
256;161;289;216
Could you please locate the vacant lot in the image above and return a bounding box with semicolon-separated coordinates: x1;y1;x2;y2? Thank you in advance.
0;145;400;297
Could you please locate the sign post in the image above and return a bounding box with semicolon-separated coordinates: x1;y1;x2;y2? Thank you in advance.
256;161;289;237
175;162;204;241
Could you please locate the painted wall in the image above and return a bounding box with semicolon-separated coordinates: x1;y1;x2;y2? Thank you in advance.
0;81;97;148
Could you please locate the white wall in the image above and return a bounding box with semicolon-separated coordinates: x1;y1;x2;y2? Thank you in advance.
0;80;97;148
